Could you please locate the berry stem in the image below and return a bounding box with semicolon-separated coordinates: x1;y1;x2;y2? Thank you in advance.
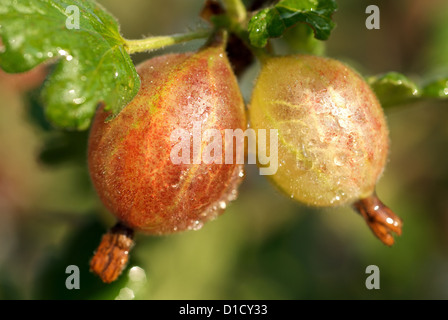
353;193;403;246
222;0;247;23
124;29;212;54
223;19;271;63
90;222;135;283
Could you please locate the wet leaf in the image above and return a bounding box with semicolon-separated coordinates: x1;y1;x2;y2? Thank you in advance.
248;0;338;48
367;72;420;108
368;72;448;108
422;78;448;98
0;0;140;130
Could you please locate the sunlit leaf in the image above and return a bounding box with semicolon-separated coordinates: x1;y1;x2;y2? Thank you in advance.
0;0;140;130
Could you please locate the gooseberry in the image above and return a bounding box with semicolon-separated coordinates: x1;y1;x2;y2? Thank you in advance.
88;43;246;282
249;55;402;246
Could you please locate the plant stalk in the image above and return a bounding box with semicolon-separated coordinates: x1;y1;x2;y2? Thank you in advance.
125;29;212;54
222;0;247;23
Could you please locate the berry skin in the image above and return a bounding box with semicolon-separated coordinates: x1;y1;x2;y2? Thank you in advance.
88;44;246;282
249;55;402;245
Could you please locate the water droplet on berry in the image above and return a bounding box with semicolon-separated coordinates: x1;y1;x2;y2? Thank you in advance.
333;154;346;166
219;201;227;210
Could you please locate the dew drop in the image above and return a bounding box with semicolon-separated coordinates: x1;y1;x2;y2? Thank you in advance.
58;49;68;56
227;189;238;202
337;118;348;128
190;220;204;231
301;143;310;158
330;190;346;204
296;158;313;170
115;287;135;300
128;266;146;283
73;97;86;104
333;154;346;166
219;201;227;210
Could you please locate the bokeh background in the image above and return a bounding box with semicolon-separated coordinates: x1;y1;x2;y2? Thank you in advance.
1;0;448;299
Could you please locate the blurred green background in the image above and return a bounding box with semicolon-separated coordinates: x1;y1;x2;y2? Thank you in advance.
1;0;448;299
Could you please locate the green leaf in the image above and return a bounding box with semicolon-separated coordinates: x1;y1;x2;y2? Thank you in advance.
367;72;420;108
248;0;338;48
368;72;448;108
0;0;140;130
422;78;448;98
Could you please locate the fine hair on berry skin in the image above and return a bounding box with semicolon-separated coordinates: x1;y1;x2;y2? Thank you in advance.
249;54;402;246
